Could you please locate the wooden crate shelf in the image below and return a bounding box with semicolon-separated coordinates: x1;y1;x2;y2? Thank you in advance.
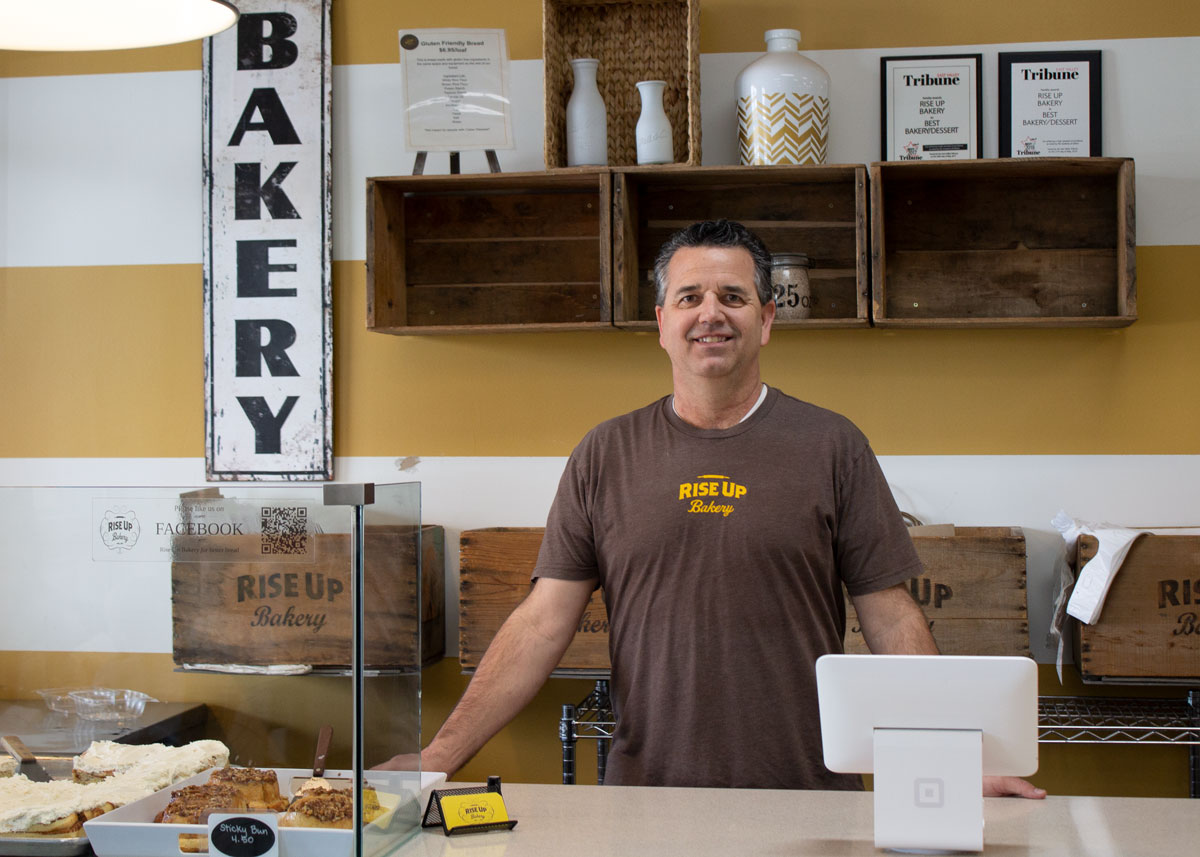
871;157;1136;328
612;164;870;330
366;169;612;334
365;160;1137;335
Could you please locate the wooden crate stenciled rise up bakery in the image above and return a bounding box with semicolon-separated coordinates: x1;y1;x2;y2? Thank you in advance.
460;526;1027;670
459;527;610;673
172;525;445;670
844;526;1030;656
1072;533;1200;683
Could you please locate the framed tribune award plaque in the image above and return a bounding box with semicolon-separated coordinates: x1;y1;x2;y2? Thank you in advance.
881;54;982;161
999;50;1101;157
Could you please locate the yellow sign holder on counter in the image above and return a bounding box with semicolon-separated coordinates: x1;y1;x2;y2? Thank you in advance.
422;776;518;836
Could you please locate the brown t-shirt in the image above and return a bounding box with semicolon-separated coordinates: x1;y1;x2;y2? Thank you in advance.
533;387;923;789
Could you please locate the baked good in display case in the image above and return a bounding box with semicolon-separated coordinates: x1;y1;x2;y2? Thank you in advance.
280;784;384;829
207;766;288;810
0;739;231;841
157;782;251;854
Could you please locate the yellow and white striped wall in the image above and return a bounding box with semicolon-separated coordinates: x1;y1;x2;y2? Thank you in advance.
2;1;1199;793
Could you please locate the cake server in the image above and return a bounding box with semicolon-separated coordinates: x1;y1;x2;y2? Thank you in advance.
2;734;52;782
289;724;350;793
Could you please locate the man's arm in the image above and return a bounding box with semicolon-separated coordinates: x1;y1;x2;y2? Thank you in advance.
851;582;938;655
849;582;1047;800
375;576;595;778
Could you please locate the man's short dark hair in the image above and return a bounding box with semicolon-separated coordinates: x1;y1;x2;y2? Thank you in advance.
652;219;774;307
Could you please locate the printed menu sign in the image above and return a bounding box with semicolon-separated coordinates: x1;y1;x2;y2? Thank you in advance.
400;28;514;151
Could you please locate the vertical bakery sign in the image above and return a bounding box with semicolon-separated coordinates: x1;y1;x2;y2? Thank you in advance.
204;0;332;481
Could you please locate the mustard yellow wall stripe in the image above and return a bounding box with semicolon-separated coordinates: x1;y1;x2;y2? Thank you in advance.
0;265;204;458
3;247;1197;458
3;0;1198;77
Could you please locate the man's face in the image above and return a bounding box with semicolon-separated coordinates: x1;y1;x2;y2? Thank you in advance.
654;245;774;383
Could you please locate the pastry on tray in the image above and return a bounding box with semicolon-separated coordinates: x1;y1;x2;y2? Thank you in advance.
157;783;250;854
279;785;385;828
0;739;230;838
72;739;229;784
279;787;353;829
207;766;288;810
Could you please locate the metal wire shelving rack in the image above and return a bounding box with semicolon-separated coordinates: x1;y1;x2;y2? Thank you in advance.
560;681;1200;796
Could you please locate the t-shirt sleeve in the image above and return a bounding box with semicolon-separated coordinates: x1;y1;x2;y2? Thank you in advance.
834;441;924;596
532;438;602;585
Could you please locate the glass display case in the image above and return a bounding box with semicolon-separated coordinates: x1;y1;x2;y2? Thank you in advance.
0;482;433;856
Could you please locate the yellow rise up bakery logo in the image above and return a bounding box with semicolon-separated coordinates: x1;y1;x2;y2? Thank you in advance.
678;474;747;517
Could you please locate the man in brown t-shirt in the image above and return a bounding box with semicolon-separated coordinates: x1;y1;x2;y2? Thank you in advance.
379;220;1043;797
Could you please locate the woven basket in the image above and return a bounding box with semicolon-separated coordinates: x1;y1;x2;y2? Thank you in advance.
543;0;701;168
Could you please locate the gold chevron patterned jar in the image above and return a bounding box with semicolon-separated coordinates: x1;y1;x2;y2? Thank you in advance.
736;29;830;165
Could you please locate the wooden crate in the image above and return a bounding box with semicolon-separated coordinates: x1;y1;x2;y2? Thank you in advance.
543;0;701;168
844;527;1029;655
870;157;1136;327
1072;534;1200;683
613;164;870;329
459;527;610;673
172;525;445;670
366;170;612;334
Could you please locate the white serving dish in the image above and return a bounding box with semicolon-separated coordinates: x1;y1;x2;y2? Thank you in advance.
84;767;445;857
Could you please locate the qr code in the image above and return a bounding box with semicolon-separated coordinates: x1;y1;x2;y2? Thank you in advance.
261;506;309;555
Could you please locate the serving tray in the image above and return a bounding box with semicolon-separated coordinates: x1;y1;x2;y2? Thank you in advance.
84;767;443;857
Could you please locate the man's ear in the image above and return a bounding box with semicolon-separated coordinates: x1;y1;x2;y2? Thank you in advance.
760;299;776;345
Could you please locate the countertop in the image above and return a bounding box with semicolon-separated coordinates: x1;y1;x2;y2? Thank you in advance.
395;782;1200;857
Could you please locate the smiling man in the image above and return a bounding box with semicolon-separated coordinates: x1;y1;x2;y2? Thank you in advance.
379;220;1042;799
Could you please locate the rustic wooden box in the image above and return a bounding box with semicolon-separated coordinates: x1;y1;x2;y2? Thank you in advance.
1072;534;1200;683
366;170;612;333
172;525;445;670
844;526;1029;656
613;164;870;329
459;527;610;673
871;157;1136;327
543;0;701;168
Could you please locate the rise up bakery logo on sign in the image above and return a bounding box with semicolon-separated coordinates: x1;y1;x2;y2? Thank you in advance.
204;0;333;481
98;507;141;552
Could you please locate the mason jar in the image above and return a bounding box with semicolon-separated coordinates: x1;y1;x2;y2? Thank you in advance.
770;252;814;319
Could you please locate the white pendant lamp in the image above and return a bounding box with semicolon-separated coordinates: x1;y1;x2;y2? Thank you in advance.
0;0;238;51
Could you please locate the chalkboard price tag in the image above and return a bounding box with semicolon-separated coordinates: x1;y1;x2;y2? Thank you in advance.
208;814;279;857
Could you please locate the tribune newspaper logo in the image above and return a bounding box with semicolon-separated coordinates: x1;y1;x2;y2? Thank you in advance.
678;474;748;517
99;507;141;552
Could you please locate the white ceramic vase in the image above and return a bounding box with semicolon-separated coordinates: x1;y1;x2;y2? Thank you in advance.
635;80;674;165
566;58;608;166
735;28;830;165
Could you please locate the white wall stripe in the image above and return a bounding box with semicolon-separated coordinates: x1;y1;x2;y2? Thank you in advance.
3;454;1198;661
1;37;1196;269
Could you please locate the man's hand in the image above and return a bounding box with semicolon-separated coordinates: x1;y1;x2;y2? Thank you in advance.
371;753;419;771
984;775;1046;799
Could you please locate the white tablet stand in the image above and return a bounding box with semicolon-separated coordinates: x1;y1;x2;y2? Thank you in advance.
873;728;983;853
